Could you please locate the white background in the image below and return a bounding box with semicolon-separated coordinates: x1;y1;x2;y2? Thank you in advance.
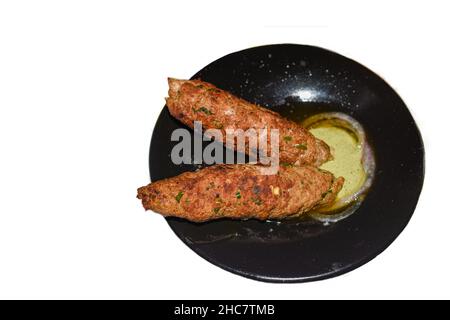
0;0;449;299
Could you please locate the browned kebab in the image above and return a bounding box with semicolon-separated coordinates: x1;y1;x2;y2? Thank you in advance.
165;78;332;167
137;164;344;222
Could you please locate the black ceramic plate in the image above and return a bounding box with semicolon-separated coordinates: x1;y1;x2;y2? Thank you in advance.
149;44;424;282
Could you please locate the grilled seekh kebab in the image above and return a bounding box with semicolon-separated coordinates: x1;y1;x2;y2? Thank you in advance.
166;78;332;167
137;164;344;222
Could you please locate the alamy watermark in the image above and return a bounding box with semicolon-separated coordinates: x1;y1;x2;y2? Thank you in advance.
170;121;280;174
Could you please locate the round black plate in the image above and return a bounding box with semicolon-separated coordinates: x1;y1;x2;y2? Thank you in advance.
149;44;424;282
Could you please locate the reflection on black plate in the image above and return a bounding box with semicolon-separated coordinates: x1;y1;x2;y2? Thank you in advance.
149;44;424;282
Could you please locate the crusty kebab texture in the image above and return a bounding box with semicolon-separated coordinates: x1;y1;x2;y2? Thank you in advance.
137;164;344;222
166;78;332;167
